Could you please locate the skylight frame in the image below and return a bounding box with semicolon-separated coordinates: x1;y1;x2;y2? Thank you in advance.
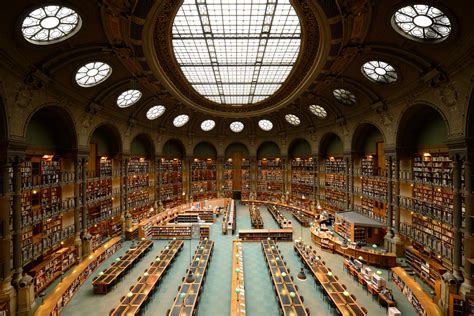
361;61;398;84
333;89;356;105
285;114;300;126
392;4;451;41
75;62;112;87
258;119;273;131
201;119;216;131
230;121;244;133
172;0;301;106
116;89;142;108
173;114;190;127
21;5;82;45
146;105;166;120
309;104;327;119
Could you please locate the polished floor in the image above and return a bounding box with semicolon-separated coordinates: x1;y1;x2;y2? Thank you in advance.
49;203;418;315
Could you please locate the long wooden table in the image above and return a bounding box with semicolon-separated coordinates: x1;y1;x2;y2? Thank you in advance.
110;240;184;316
292;210;313;227
294;240;367;316
262;239;308;316
92;240;153;294
249;204;264;229
168;239;214;316
230;241;246;316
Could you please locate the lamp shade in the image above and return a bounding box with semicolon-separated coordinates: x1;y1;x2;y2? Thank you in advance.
343;291;350;297
289;292;296;298
98;271;104;276
127;292;133;298
235;268;240;273
235;288;241;294
281;272;287;277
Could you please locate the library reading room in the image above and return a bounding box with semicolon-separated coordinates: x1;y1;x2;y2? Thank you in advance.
0;0;473;315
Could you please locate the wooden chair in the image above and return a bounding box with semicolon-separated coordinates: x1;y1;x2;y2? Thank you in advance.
351;294;357;301
361;307;368;314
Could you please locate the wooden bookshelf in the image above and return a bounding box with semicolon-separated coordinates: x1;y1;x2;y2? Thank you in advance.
224;159;233;198
241;158;250;200
404;244;448;289
238;229;293;241
256;158;283;202
290;157;315;208
391;267;442;316
191;158;217;201
159;158;184;209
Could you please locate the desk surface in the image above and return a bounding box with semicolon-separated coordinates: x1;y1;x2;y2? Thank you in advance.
230;240;246;316
110;240;183;316
294;240;367;316
92;240;153;289
168;239;214;316
262;240;308;316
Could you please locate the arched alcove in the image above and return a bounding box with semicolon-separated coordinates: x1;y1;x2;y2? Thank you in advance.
162;139;186;159
319;133;343;159
130;133;155;157
256;141;281;159
193;141;217;159
288;138;311;158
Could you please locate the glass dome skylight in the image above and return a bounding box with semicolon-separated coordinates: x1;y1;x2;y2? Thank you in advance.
173;114;190;127
146;105;166;120
172;0;301;105
22;6;81;45
392;5;451;41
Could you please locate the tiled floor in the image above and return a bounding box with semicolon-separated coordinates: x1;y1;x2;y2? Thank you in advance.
57;203;418;315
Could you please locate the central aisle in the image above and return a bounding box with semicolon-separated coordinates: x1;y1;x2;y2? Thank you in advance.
60;202;417;315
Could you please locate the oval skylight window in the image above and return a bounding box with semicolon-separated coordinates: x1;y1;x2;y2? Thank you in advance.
117;89;142;108
22;6;82;45
173;114;190;127
258;119;273;131
230;121;244;133
172;0;301;105
201;119;216;131
75;62;112;87
309;105;327;118
333;89;356;105
285;114;300;126
392;5;451;41
146;105;166;120
361;61;398;84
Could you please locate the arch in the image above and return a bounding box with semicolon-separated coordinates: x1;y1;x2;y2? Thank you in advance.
0;92;7;140
319;132;343;158
288;138;312;158
351;123;385;156
225;142;249;159
257;141;281;159
466;89;474;138
193;141;217;159
396;103;449;153
25;105;77;154
162;139;186;159
130;133;155;157
89;123;122;156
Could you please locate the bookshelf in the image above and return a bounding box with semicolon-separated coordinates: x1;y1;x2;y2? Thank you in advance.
256;158;283;202
241;158;250;200
223;159;233;198
28;247;76;295
290;157;315;208
360;197;387;223
413;153;452;186
191;158;217;201
159;158;184;209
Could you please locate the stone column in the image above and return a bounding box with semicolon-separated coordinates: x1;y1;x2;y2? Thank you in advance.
385;155;394;249
80;157;91;258
249;156;257;199
184;157;192;203
155;157;161;204
391;156;403;256
73;159;82;260
452;157;463;282
0;162;16;315
216;156;224;197
461;159;474;296
344;156;350;210
281;155;288;202
11;158;23;284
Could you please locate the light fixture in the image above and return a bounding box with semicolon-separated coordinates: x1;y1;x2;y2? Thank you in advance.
127;292;133;298
297;267;307;281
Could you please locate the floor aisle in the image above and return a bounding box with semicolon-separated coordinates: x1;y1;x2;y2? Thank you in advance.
58;202;418;315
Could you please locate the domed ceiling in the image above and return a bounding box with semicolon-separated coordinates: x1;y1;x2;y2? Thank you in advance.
3;0;470;137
